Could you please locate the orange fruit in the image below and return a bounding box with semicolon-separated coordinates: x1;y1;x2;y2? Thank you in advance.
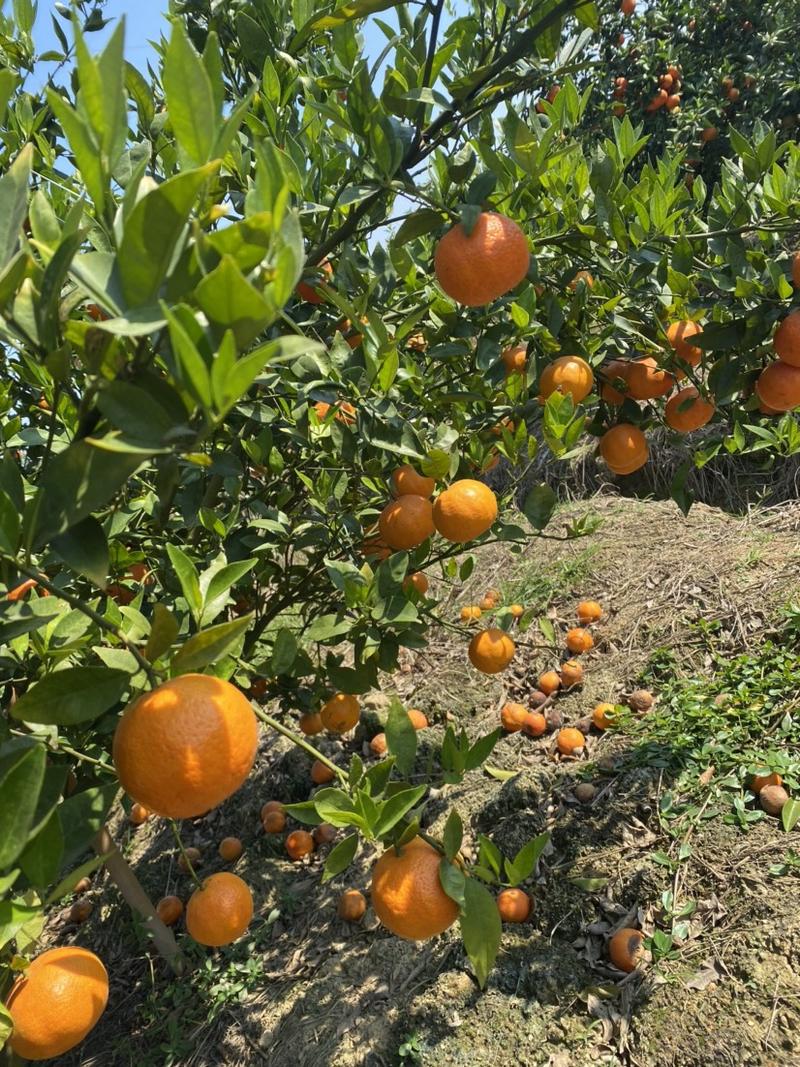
750;771;782;793
129;802;150;826
577;600;603;624
608;927;645;972
311;760;336;785
566;628;594;654
599;424;649;475
113;674;258;819
337;889;367;921
666;94;681;110
178;846;202;873
407;708;429;730
501;344;527;375
296;259;333;304
522;711;547;737
626;357;674;400
497;887;531;923
755;361;800;412
557;728;586;755
69;899;93;924
620;0;635;14
370;836;459;940
701;125;718;142
479;595;497;611
660;74;674;91
646;91;668;112
560;659;584;688
773;310;800;366
791;252;800;288
433;480;498;542
403;572;429;596
299;712;323;736
468;629;515;674
186;872;253;947
6;578;38;602
313;823;337;845
434;212;530;306
156;895;184;926
260;800;284;819
286;829;315;860
500;702;529;732
665;387;715;432
313;399;356;425
509;603;524;618
320;693;360;733
666;321;702;364
599;360;630;405
460;605;482;622
392;464;435;498
538;355;595;404
6;947;109;1061
73;876;91;894
538;670;561;696
568;269;594;290
378;495;435;550
262;810;286;833
218;837;243;862
369;732;388;757
592;703;616;730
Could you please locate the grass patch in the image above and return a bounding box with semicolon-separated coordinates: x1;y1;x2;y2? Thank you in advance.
625;608;800;835
499;546;599;614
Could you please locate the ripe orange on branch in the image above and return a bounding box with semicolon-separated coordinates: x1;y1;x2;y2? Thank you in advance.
626;357;674;400
186;872;253;947
756;361;800;412
599;424;649;475
468;628;515;673
433;479;498;542
599;360;630;405
434;212;530;306
666;320;702;364
296;259;332;304
501;344;527;375
113;674;258;819
371;836;459;940
392;464;435;498
538;355;595;404
773;309;800;366
665;387;715;432
6;947;109;1061
320;693;360;733
378;494;435;549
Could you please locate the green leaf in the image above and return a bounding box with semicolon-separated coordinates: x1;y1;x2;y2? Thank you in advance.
166;543;202;622
144;603;180;662
270;628;298;674
443;809;463;861
373;785;426;838
504;831;549;886
0;489;20;554
44;851;110;906
0;142;32;270
59;783;118;865
322;833;359;882
29;440;143;549
484;765;519;781
460;877;502;988
11;666;130;725
439;855;466;908
392;208;443;247
569;875;609;892
782;798;800;833
0;742;46;869
118;162;219;308
163;22;217;166
465;729;501;771
46;90;106;216
51;515;109;588
522;484;557;530
19;809;63;888
309;788;368;831
0;901;40;953
200;558;257;625
97;381;176;443
385;698;417;775
75;21;126;167
170;614;253;673
195;255;273;347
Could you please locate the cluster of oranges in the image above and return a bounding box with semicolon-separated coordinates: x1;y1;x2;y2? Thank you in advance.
749;770;792;819
755;302;800;414
496;599;612;758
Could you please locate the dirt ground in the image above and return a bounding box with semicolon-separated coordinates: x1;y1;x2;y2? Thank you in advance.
52;495;800;1067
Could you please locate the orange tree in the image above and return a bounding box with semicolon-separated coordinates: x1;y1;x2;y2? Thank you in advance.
3;0;800;1052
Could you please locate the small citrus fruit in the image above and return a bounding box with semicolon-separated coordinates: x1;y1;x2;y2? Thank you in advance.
433;480;498;542
666;320;702;364
509;603;524;618
129;802;150;826
69;899;93;924
756;361;800;412
299;712;323;736
311;760;336;785
501;344;527;375
468;629;515;674
773;309;800;366
378;495;435;550
557;728;586;756
178;846;202;873
320;693;360;733
186;872;253;947
460;605;482;622
369;732;388;757
566;628;594;654
392;464;435;498
599;424;649;475
407;708;429;730
538;355;594;404
403;572;429;596
538;671;561;696
313;823;337;845
218;837;243;862
665;387;715;432
500;702;529;732
592;703;616;730
609;927;645;971
156;895;184;926
286;829;315;860
750;771;782;793
337;889;367;922
577;600;603;624
262;810;286;833
626;357;674;400
370;837;459;940
560;659;584;688
434;212;530;306
522;711;547;737
497;887;531;923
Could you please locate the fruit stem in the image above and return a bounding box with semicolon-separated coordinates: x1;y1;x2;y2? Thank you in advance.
93;825;185;974
251;706;348;783
169;820;203;889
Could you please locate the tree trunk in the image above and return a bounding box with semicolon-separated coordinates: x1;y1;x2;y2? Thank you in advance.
93;825;185;974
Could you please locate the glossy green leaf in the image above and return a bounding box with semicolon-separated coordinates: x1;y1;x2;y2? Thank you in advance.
170;614;253;673
11;667;130;725
322;832;359;882
0;742;46;869
0;142;32;270
51;515;109;589
163;22;217;166
460;876;502;989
